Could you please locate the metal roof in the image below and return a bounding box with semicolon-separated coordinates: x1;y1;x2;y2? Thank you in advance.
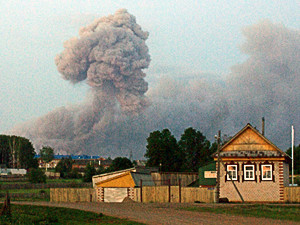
131;173;155;187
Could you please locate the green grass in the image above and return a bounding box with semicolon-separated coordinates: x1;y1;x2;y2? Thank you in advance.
0;178;83;185
0;204;145;225
0;189;50;194
46;178;83;183
0;189;50;202
181;204;300;222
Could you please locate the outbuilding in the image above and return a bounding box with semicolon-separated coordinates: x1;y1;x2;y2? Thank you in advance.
92;167;155;202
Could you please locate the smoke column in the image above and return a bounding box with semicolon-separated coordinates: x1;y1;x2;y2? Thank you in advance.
226;20;300;141
9;9;151;155
9;16;299;157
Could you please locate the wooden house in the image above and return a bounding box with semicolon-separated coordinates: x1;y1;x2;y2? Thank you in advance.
214;123;290;202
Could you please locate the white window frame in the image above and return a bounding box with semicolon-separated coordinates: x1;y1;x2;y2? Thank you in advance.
261;165;273;181
226;165;238;181
244;165;255;181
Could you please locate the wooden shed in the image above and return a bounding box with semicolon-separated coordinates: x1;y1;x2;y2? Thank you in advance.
93;168;154;202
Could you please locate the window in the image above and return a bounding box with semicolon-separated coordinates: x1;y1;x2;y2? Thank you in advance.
227;165;238;180
261;165;272;180
244;165;255;181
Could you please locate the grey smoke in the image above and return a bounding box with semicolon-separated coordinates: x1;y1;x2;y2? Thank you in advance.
9;15;299;157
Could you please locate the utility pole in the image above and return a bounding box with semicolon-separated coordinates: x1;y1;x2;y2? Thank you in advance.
215;130;221;203
292;125;294;186
129;150;133;162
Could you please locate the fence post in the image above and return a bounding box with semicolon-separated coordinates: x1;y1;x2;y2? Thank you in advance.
179;178;181;203
168;179;171;203
140;179;143;203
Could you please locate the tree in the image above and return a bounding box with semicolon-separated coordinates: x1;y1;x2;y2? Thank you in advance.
27;168;46;183
286;144;300;175
0;135;10;167
66;168;82;179
40;146;54;171
0;135;38;169
55;157;73;178
178;127;212;172
82;162;96;182
109;157;133;172
40;146;54;164
17;137;38;169
145;129;184;172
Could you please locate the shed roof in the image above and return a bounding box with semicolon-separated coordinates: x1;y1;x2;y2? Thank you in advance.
131;173;155;187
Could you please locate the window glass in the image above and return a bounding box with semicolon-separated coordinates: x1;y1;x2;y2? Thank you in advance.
262;165;272;180
227;165;237;180
244;165;255;180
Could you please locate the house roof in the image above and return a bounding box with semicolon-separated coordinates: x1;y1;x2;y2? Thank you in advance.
94;171;155;187
92;167;136;179
95;171;135;187
214;123;289;160
131;173;155;187
35;154;100;159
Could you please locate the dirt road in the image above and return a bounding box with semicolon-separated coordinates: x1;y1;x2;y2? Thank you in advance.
13;201;299;225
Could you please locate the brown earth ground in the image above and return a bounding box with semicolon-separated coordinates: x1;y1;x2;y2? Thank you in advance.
12;201;300;225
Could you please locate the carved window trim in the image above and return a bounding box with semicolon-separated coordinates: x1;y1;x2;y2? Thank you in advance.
261;164;273;181
226;164;238;181
243;164;255;181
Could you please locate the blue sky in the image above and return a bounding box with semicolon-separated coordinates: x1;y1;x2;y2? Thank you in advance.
0;0;299;134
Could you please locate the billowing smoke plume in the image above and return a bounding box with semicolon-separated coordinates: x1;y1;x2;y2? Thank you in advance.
9;16;299;157
9;9;151;155
226;20;300;142
55;8;150;115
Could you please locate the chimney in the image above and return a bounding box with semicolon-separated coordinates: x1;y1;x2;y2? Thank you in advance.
262;117;265;136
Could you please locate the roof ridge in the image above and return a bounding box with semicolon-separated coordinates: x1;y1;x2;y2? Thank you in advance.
219;123;288;157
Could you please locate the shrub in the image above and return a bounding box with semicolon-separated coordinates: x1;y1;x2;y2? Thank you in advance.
27;168;46;183
82;163;96;182
66;168;82;179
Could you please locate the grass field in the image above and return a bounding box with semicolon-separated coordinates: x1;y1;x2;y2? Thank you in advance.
46;178;83;183
181;204;300;222
0;178;86;202
0;189;50;202
0;204;145;225
0;189;50;194
0;178;83;185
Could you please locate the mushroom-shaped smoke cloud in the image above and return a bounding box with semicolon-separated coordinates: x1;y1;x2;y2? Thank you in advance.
9;9;151;155
55;8;150;114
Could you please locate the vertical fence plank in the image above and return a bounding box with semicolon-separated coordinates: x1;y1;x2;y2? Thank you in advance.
284;187;300;203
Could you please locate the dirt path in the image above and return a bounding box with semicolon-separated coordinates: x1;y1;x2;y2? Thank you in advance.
13;201;299;225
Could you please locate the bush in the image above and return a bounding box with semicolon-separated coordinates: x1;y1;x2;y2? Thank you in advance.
82;163;96;182
66;168;82;179
55;157;73;178
27;168;46;183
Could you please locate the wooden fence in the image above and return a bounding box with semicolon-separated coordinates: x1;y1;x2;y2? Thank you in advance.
135;186;214;203
151;172;198;186
50;187;299;203
50;188;96;202
284;187;300;203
